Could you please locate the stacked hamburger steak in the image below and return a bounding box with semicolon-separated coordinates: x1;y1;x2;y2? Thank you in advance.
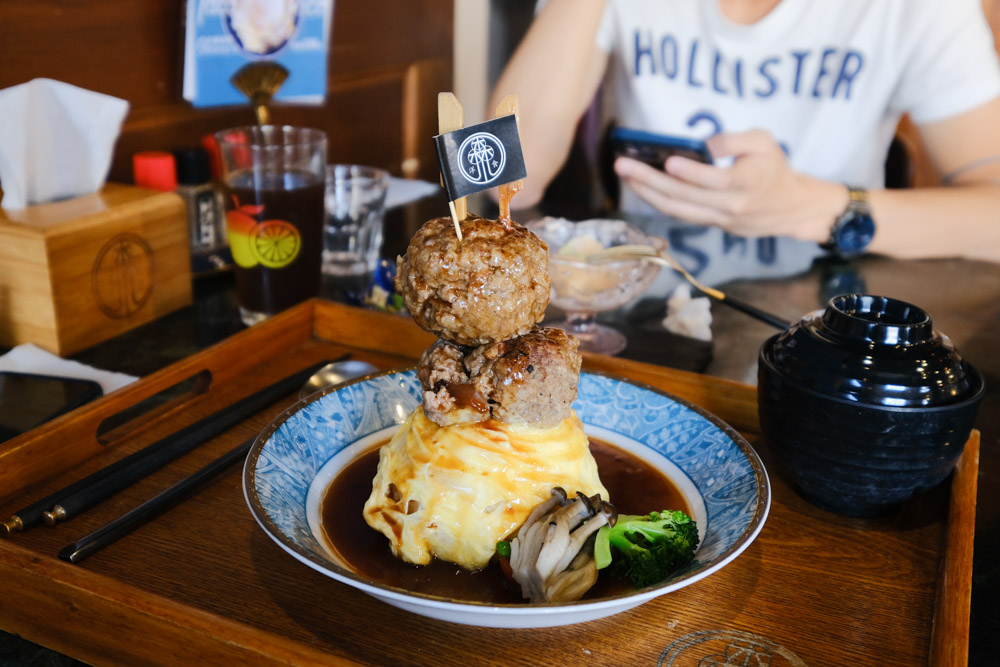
397;214;582;428
362;213;608;573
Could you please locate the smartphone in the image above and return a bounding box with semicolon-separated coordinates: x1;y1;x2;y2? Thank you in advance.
0;371;103;443
609;127;713;168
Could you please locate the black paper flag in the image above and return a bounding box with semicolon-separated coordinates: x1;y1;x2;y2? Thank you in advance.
433;114;527;201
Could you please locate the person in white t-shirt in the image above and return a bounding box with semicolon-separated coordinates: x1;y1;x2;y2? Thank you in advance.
489;0;1000;267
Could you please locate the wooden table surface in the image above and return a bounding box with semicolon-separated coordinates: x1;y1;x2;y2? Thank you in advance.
0;299;979;666
0;194;996;664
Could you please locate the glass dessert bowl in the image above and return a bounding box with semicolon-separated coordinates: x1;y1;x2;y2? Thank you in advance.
527;217;661;355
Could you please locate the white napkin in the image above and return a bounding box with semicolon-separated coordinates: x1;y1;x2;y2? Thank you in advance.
0;79;130;209
0;343;137;395
663;284;713;342
385;177;441;210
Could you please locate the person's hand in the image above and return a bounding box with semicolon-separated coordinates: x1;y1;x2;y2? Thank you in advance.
613;129;846;242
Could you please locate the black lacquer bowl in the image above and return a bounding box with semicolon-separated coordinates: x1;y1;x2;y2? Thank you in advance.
758;294;984;517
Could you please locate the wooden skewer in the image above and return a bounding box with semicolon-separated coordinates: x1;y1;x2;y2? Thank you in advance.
494;94;523;227
438;92;467;240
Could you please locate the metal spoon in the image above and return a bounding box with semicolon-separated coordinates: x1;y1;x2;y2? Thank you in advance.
590;244;791;330
59;358;378;564
299;359;378;399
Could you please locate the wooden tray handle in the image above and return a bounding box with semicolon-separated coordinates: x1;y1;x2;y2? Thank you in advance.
929;429;980;667
0;302;318;504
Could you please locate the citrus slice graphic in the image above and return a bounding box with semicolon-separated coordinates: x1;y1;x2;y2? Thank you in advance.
226;210;259;268
250;220;301;268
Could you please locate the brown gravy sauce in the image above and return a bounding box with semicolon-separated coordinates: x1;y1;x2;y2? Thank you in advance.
497;180;522;228
446;382;489;413
320;438;690;604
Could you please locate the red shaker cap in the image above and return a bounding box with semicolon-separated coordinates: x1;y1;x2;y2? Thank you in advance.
133;151;178;191
201;134;223;182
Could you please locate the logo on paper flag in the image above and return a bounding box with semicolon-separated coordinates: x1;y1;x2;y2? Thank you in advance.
434;114;526;201
459;132;507;185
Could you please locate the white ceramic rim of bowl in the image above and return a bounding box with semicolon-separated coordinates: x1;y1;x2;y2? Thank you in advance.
243;368;771;628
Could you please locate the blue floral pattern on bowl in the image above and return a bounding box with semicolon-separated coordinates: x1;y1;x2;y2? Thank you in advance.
244;369;770;628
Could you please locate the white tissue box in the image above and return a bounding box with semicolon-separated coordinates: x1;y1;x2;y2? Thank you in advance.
0;184;192;355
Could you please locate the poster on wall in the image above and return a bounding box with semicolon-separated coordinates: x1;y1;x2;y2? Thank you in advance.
182;0;334;108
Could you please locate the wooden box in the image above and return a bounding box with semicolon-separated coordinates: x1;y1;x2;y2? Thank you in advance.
0;183;193;355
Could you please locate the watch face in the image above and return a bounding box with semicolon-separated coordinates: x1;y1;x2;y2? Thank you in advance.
835;213;875;254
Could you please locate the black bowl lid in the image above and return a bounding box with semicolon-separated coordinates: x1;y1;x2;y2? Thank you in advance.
760;294;975;407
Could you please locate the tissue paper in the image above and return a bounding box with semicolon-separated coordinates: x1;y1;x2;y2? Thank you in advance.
0;343;136;394
663;284;713;342
0;78;129;209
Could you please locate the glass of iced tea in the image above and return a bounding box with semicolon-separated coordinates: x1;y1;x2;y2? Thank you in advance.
215;126;327;326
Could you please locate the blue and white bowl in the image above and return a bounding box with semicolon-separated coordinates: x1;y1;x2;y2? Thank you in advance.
244;369;770;628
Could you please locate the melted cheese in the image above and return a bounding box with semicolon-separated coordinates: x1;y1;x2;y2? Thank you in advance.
363;407;607;570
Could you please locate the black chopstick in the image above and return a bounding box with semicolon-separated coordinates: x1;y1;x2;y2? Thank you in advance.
1;356;342;536
710;292;791;330
57;352;369;563
40;357;342;528
58;437;254;564
650;248;791;331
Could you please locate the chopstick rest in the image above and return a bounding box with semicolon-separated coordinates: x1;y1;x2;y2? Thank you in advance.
1;356;341;536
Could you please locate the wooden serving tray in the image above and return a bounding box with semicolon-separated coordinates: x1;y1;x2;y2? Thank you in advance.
0;300;975;666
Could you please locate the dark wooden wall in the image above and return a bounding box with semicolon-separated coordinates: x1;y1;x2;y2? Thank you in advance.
0;0;453;185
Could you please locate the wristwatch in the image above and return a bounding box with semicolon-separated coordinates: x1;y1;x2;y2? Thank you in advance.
823;186;875;258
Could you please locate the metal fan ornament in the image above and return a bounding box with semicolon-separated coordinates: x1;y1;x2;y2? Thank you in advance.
230;61;289;125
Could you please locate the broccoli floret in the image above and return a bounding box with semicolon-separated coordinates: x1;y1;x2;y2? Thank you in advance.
593;510;699;589
496;540;512;559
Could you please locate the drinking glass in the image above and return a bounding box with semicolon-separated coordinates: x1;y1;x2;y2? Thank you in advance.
321;164;389;302
215;126;327;326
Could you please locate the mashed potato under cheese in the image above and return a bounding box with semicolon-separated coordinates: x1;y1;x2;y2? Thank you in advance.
363;408;607;570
